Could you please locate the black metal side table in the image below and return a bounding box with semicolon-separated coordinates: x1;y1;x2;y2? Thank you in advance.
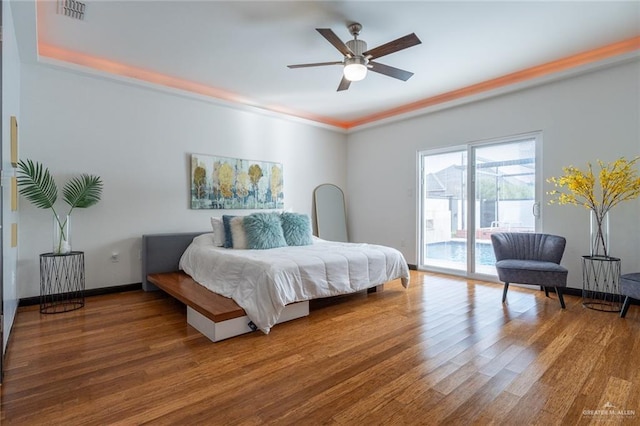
40;251;85;314
581;255;622;312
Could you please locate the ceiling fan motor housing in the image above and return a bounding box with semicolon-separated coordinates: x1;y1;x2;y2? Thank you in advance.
346;39;367;57
344;38;368;81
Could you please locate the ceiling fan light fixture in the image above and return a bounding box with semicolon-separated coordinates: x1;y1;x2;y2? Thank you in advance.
288;23;421;91
343;57;368;82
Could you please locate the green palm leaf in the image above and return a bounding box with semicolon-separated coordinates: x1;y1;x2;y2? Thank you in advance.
16;159;58;209
63;174;103;209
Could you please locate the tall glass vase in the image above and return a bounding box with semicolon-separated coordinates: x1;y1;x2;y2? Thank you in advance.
53;214;71;254
584;210;620;312
590;210;609;258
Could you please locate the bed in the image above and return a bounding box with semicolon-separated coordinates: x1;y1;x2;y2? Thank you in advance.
142;230;410;341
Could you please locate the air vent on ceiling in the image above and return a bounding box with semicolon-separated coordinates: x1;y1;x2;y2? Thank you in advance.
57;0;86;20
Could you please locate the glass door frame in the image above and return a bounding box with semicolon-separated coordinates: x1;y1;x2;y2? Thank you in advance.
417;131;543;280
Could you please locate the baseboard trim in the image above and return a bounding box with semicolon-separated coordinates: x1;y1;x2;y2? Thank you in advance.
17;278;638;308
562;287;582;297
19;283;142;307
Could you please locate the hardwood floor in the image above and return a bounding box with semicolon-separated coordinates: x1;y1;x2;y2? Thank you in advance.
1;270;639;425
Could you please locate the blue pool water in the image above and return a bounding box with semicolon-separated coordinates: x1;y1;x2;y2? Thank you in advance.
426;241;496;265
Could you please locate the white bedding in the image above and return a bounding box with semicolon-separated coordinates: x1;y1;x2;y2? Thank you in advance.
179;234;410;333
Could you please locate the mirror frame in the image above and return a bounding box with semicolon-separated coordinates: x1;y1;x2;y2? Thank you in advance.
313;184;348;242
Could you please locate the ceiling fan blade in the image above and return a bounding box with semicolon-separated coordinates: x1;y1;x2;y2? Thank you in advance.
369;61;414;81
316;28;354;57
363;33;421;60
337;76;351;91
287;61;343;69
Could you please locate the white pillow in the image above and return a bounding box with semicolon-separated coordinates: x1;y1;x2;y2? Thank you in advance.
210;217;225;247
192;233;215;246
230;216;247;249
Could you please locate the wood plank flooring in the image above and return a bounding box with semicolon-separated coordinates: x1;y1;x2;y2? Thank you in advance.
1;270;639;425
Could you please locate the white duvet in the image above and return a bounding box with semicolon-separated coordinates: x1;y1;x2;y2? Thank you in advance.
179;234;410;333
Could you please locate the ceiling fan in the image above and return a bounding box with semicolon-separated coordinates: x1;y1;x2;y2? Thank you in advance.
287;23;421;91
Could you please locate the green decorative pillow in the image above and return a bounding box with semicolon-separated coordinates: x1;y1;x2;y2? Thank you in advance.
281;212;313;246
244;212;287;250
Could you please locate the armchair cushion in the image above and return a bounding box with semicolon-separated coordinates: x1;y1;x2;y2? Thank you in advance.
495;260;568;287
620;273;640;300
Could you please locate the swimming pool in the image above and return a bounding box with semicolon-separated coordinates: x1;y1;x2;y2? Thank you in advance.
425;241;496;265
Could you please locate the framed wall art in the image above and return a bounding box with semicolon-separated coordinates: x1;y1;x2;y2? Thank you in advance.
11;223;18;248
10;116;18;167
11;177;18;211
191;153;284;210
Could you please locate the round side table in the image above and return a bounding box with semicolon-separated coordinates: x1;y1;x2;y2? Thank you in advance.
40;251;85;314
581;255;622;312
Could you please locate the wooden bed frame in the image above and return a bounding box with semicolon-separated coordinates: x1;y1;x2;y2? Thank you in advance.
142;232;309;342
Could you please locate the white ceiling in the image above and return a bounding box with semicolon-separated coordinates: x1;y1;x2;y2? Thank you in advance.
21;1;640;128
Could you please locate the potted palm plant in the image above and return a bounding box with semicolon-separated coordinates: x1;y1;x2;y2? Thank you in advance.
17;159;103;254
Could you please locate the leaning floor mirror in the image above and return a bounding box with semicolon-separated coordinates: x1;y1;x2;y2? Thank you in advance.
314;184;348;242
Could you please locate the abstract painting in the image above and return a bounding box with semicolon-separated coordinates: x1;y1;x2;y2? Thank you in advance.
191;153;284;209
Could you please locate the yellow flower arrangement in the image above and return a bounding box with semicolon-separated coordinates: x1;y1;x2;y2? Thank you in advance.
547;156;640;257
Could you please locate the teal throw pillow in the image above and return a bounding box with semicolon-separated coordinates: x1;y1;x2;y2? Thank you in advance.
244;212;287;250
280;212;313;246
222;215;236;248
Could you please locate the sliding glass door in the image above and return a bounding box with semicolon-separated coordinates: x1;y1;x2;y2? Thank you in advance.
420;149;469;272
419;133;540;277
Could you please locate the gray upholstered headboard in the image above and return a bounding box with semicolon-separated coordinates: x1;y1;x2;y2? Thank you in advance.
141;232;208;291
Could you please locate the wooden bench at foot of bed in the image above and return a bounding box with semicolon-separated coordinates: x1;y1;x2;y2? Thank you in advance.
147;271;309;342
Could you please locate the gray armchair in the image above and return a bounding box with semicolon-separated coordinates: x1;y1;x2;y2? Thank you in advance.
620;273;640;318
491;232;568;308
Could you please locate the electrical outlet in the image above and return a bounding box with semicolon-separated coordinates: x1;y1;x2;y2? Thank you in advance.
111;252;120;263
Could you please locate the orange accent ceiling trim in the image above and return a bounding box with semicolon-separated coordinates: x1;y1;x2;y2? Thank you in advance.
38;36;639;131
37;44;350;129
345;35;640;129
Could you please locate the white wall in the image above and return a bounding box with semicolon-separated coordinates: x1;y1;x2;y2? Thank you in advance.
18;64;347;298
347;60;640;288
2;0;21;353
14;52;640;297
